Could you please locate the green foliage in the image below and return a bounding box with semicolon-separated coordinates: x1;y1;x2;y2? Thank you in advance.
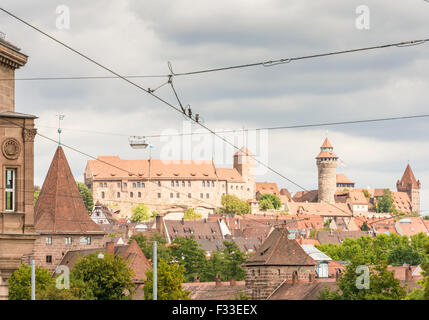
220;194;250;216
362;189;371;198
233;290;250;300
259;194;281;209
183;208;202;220
323;219;332;230
34;185;40;205
423;215;429;220
151;211;158;218
171;237;207;282
318;262;407;300
259;199;274;211
360;221;370;231
130;232;172;262
316;233;428;265
309;228;317;239
387;245;425;266
144;260;190;300
8;264;55;300
130;204;151;222
376;189;395;213
71;252;136;300
76;182;94;213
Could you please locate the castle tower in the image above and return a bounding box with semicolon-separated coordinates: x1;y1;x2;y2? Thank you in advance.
233;146;255;198
396;164;421;213
316;138;338;204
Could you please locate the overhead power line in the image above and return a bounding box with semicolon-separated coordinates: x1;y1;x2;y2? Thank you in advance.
36;113;429;138
1;38;428;82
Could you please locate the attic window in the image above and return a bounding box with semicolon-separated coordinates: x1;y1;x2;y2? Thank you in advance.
190;173;196;176
138;173;144;176
173;173;179;176
156;173;162;176
203;173;208;176
110;173;116;176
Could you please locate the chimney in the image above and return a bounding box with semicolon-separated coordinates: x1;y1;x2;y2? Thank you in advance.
230;278;236;287
405;265;412;282
156;215;164;234
106;241;115;254
215;274;222;287
194;275;200;283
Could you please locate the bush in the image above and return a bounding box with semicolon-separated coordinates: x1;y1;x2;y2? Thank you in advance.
220;194;250;215
259;194;281;209
130;204;151;222
183;208;202;220
259;199;274;211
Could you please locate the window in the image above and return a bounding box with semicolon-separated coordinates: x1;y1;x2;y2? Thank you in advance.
46;255;52;264
157;193;161;198
87;237;91;245
117;183;120;188
142;182;145;188
188;181;191;187
171;181;174;187
117;192;120;198
170;193;173;198
65;237;72;245
137;182;141;188
99;182;103;187
5;169;15;211
104;182;107;187
188;193;191;199
175;181;179;187
130;192;134;198
182;181;185;187
212;181;215;187
200;193;203;199
124;183;127;188
133;183;136;188
138;192;141;198
206;193;209;199
46;237;52;245
101;191;105;199
176;193;180;198
158;181;161;187
202;181;205;187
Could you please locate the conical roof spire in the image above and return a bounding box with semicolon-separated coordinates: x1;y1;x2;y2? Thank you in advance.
321;138;333;149
398;164;420;189
34;147;105;234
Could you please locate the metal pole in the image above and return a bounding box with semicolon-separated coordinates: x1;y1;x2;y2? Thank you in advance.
153;241;157;300
31;260;35;300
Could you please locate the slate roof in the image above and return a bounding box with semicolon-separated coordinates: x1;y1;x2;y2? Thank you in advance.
244;228;316;267
34;147;105;235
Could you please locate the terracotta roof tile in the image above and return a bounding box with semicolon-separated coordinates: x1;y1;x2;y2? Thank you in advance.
256;182;279;195
336;174;354;184
397;164;420;189
35;147;105;235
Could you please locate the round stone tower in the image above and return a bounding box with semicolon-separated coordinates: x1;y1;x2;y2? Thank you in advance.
316;138;338;204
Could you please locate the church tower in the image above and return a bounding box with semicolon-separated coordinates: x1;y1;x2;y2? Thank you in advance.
396;164;420;213
316;138;338;204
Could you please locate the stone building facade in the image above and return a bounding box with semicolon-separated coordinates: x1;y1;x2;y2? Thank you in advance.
243;228;316;300
30;147;105;272
316;138;338;204
0;36;38;300
84;146;255;216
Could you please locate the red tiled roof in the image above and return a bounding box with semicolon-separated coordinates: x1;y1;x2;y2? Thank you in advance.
336;174;354;184
321;138;333;149
234;146;252;156
316;151;338;159
256;182;279;195
397;164;420;189
216;168;244;182
35;147;105;235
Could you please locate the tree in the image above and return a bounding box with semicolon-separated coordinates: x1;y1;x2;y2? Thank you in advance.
221;241;248;281
170;237;207;282
362;189;371;198
319;262;407;300
76;182;94;213
71;252;136;300
130;232;172;263
8;263;55;300
259;194;281;209
220;194;250;215
388;245;425;266
130;204;151;222
360;221;370;231
183;208;202;220
144;260;190;300
259;199;274;211
34;185;41;204
376;189;395;213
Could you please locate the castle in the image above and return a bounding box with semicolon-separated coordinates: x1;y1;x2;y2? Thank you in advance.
85;147;256;216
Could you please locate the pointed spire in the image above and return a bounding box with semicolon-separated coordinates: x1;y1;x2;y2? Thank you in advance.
34;146;105;234
321;138;333;149
398;164;420;189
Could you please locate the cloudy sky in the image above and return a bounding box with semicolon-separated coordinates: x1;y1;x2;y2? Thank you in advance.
1;0;429;213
